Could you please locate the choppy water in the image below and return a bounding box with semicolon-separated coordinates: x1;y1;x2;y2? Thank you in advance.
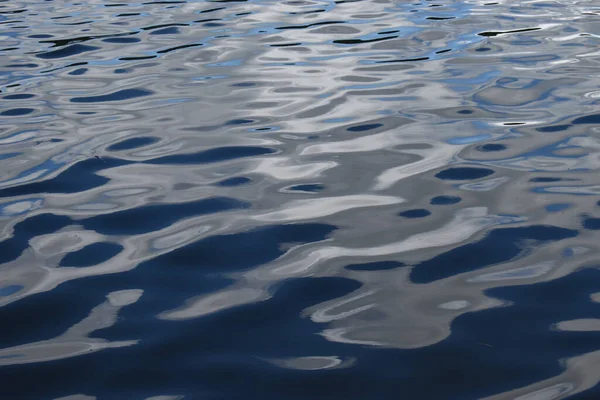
1;0;600;398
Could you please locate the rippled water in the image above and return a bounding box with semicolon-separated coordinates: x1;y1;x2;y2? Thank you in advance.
2;0;600;398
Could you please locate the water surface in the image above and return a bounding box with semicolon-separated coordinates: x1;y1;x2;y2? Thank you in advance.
2;0;600;399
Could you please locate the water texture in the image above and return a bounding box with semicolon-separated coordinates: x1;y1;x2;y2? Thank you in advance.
1;0;600;398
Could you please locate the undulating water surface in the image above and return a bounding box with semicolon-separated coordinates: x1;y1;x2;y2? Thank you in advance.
1;0;600;398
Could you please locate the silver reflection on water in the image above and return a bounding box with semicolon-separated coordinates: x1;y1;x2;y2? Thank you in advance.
0;289;141;366
1;0;600;398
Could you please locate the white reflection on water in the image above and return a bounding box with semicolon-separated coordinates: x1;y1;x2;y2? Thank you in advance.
1;0;600;397
485;350;600;400
0;289;142;366
265;356;355;371
159;207;523;348
253;194;405;222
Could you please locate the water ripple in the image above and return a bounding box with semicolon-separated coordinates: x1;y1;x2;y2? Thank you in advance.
2;0;600;399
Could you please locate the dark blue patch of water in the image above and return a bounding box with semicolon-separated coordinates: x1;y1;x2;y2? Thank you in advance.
435;167;494;180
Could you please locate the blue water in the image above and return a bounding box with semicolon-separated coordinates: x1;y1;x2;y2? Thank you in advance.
2;0;600;399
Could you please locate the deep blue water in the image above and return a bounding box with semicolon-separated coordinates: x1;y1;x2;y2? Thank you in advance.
2;0;600;399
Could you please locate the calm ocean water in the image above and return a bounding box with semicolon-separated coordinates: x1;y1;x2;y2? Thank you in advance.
1;0;600;399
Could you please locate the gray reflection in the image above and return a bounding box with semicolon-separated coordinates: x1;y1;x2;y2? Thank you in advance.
159;207;523;337
265;356;355;371
484;350;600;400
0;289;142;366
1;0;600;397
